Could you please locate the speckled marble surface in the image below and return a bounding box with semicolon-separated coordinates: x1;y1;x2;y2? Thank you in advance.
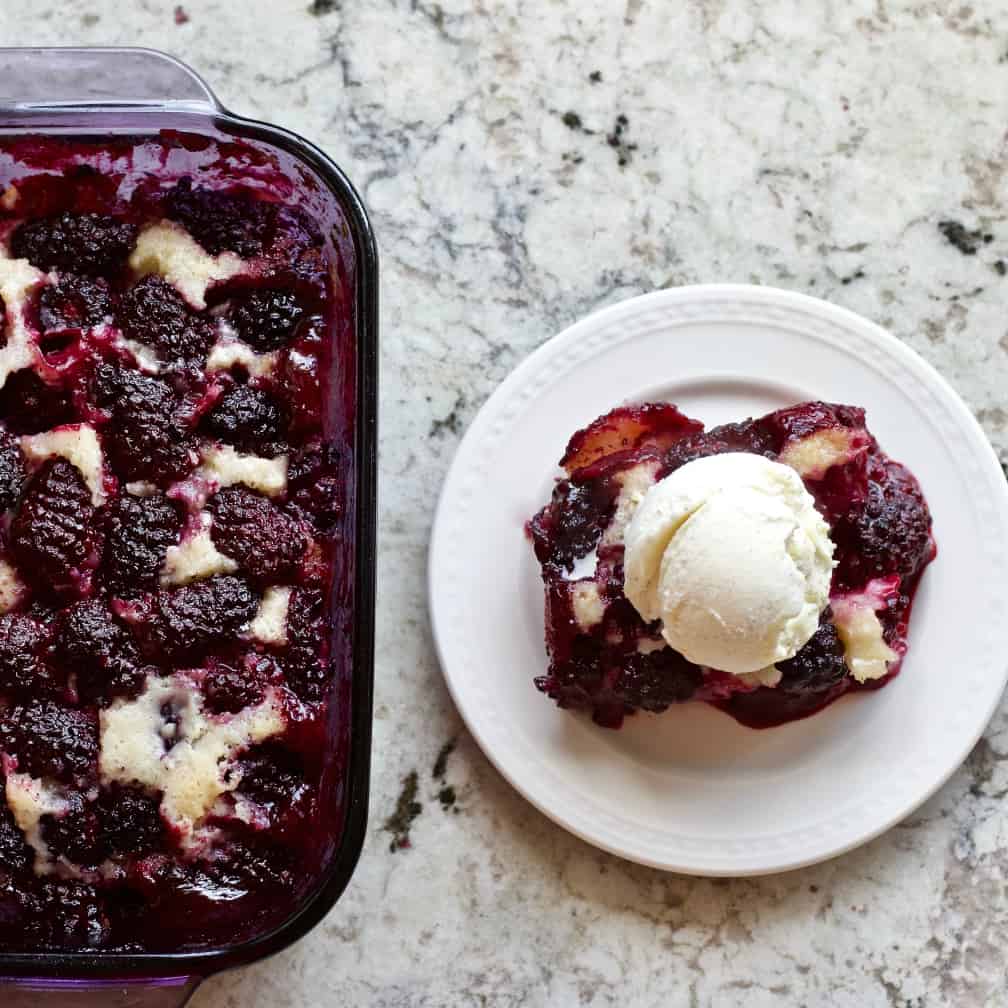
4;1;1008;1005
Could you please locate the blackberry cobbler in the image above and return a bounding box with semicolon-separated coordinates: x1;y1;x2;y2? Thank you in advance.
529;401;935;729
0;136;352;951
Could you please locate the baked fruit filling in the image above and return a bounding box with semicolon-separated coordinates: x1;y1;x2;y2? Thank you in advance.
0;137;349;952
529;401;935;729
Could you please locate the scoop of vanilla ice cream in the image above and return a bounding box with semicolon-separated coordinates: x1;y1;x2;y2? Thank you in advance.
623;452;835;676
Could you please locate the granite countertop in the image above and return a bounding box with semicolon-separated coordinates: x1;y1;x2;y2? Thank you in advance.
4;1;1008;1005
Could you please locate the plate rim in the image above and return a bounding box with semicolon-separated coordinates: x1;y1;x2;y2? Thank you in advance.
428;283;1008;876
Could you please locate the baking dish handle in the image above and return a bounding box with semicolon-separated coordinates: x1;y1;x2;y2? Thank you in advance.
0;46;220;111
2;977;201;1007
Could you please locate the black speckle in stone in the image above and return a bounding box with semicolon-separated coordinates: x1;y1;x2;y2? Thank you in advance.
429;394;466;439
589;70;603;83
994;260;1006;276
562;111;583;130
938;219;986;255
605;114;638;167
432;738;455;779
383;771;422;852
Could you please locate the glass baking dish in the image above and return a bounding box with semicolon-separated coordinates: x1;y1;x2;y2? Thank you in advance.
0;47;377;1007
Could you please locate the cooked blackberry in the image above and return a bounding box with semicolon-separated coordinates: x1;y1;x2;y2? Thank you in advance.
832;459;934;588
529;478;616;572
612;648;704;713
282;588;329;702
287;440;343;531
0;614;55;697
202;659;267;715
229;288;306;352
102;492;184;596
119;276;214;366
1;700;98;783
164;177;272;257
93;363;196;484
97;786;165;855
775;617;850;695
52;600;147;704
208;486;307;582
236;743;309;825
11;459;95;593
39;792;103;867
200;383;287;456
0;792;33;874
37;273;114;332
11;212;135;275
35;879;109;949
133;575;259;662
0;429;26;510
0;369;75;434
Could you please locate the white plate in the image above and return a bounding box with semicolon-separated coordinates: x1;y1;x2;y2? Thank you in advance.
428;284;1008;876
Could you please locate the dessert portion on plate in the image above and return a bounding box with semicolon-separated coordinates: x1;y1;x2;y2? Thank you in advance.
529;400;935;729
0;136;350;952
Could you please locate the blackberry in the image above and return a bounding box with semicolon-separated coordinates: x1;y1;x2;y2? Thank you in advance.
208;486;306;582
236;743;307;816
287;440;342;531
37;274;114;332
11;212;135;275
0;793;33;874
833;459;933;588
612;648;703;713
229;288;306;352
97;786;164;855
93;363;195;484
534;636;606;713
282;588;329;701
35;879;109;948
1;700;98;783
528;477;617;572
39;792;102;867
164;177;272;257
220;839;295;891
119;276;214;366
719;620;855;729
135;575;258;662
0;614;55;697
52;600;147;704
0;369;75;435
0;429;26;510
665;427;776;473
775;618;849;695
102;492;184;596
200;383;287;456
11;459;95;592
202;658;266;715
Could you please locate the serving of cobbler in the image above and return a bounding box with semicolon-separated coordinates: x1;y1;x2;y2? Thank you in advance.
0;135;354;952
529;400;935;730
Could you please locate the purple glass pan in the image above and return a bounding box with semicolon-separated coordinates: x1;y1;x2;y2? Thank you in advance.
0;47;377;1007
